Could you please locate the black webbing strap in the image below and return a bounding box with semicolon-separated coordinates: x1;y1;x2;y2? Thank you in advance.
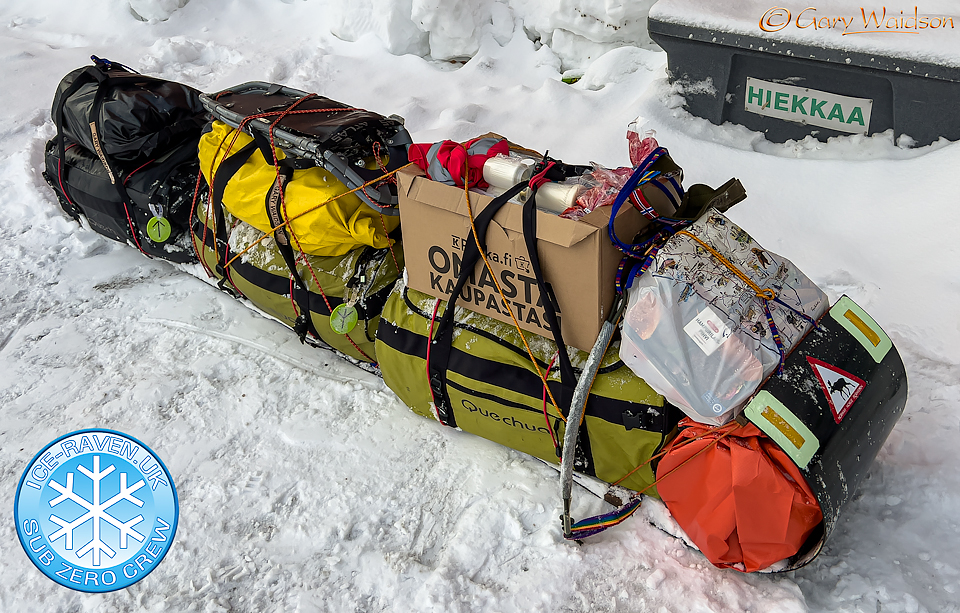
53;66;102;222
208;131;320;342
426;174;584;429
521;185;576;412
88;77;142;205
209;140;257;293
249;130;322;342
262;169;320;342
427;182;527;427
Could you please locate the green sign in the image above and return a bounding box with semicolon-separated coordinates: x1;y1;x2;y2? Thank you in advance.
330;304;359;335
744;77;872;135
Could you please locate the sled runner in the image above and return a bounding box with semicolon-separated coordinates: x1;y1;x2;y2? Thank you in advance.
199;82;412;215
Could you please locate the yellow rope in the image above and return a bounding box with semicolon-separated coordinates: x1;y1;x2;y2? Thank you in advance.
675;230;776;300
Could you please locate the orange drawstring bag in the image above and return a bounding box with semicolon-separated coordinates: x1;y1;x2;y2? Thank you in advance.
656;419;823;572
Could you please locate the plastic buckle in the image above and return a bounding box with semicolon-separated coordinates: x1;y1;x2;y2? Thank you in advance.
293;316;310;343
622;410;642;432
429;374;444;397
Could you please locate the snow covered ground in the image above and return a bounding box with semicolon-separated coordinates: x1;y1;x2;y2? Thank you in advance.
1;1;959;611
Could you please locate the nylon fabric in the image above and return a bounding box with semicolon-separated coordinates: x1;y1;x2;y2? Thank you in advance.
192;195;402;363
376;284;679;493
407;137;509;187
52;64;205;163
198;121;399;257
656;419;823;572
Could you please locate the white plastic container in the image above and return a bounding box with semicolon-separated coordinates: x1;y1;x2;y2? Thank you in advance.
482;185;530;205
535;182;583;214
483;154;534;189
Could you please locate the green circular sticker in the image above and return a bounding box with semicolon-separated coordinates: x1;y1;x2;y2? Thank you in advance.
330;304;359;335
146;216;172;243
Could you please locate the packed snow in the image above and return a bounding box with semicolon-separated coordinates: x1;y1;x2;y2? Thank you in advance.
1;0;959;612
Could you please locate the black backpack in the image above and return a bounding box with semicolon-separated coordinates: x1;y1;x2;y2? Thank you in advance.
42;56;207;262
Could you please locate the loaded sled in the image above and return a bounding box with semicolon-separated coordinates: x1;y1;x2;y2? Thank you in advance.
40;60;910;574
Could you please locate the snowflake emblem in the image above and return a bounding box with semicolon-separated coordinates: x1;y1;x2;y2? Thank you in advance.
16;429;179;593
46;455;147;567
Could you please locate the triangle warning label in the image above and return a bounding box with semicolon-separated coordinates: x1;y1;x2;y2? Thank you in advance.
807;357;865;424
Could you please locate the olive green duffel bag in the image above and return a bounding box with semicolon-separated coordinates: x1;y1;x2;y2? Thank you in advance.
192;194;403;363
377;175;681;493
376;283;680;493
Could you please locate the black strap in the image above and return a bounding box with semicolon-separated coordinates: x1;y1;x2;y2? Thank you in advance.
426;172;585;428
262;164;320;342
521;185;577;412
209;134;321;342
209;140;257;294
249;130;322;342
54;66;102;221
427;182;527;427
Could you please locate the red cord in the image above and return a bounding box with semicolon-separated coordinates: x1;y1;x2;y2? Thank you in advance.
188;170;215;278
122;202;150;257
57;143;79;209
425;298;443;422
528;162;556;190
542;352;560;450
122;158;155;186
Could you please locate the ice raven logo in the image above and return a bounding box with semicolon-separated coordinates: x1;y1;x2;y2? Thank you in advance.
14;429;178;593
47;454;147;566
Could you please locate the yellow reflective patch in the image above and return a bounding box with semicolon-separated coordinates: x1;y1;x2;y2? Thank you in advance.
745;391;819;468
829;296;891;363
844;309;881;347
761;405;805;450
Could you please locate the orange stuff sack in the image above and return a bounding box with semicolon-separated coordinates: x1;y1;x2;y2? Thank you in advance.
656;419;823;572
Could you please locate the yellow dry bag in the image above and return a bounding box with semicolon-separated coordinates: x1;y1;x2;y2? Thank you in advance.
198;120;398;257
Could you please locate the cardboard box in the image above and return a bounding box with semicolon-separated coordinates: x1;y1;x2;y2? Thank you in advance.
399;166;658;352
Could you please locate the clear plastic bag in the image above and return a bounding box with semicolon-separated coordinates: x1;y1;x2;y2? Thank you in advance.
627;125;658;167
559;128;660;220
619;209;828;426
561;164;634;219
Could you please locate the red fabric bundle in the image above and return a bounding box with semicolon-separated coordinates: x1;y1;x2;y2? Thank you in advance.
408;137;509;188
656;419;823;572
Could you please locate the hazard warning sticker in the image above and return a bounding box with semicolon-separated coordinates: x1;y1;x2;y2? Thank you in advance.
807;357;866;424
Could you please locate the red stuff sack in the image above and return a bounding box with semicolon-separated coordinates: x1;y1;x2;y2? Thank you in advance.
656;419;823;572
